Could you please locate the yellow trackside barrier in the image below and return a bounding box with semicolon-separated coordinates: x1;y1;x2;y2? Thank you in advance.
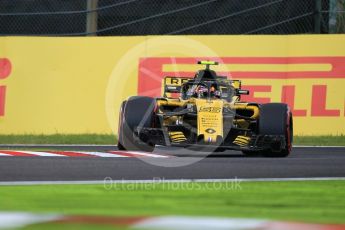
0;35;344;135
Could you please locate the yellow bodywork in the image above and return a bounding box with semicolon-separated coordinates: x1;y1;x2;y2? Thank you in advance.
169;131;187;143
158;77;260;145
233;135;251;146
195;99;223;143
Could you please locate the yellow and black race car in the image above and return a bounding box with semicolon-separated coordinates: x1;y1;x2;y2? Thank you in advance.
118;61;293;157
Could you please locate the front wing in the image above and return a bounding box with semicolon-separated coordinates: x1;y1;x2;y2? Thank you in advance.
135;126;287;152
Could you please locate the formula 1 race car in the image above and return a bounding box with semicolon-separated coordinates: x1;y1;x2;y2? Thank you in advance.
118;61;293;157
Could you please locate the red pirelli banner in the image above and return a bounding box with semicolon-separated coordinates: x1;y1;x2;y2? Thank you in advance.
138;57;345;118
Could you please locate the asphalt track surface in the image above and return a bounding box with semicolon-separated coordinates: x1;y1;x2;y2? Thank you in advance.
0;146;344;182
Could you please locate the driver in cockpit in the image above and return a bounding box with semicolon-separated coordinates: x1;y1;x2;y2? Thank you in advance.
193;84;221;99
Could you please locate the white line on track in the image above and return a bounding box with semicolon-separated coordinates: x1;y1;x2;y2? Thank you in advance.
0;212;62;229
0;144;117;147
133;216;267;230
75;151;127;158
1;212;343;230
0;150;168;158
109;150;169;158
18;151;66;157
1;177;345;186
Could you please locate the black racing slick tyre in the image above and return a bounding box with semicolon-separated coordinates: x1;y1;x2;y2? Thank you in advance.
259;103;293;157
117;96;156;152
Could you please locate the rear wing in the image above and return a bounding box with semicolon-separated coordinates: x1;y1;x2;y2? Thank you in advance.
226;78;249;96
163;76;249;98
163;76;190;98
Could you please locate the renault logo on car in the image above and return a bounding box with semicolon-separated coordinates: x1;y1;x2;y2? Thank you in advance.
205;128;216;134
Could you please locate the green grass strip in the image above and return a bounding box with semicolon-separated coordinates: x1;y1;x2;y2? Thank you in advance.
0;180;344;225
0;134;117;145
293;135;345;146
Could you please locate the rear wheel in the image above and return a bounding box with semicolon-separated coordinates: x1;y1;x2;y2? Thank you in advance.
259;103;293;157
117;96;156;152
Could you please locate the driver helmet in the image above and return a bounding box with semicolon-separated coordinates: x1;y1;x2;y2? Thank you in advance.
194;85;208;98
210;85;221;98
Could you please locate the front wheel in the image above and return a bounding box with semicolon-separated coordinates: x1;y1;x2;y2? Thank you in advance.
117;96;156;152
259;103;293;157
